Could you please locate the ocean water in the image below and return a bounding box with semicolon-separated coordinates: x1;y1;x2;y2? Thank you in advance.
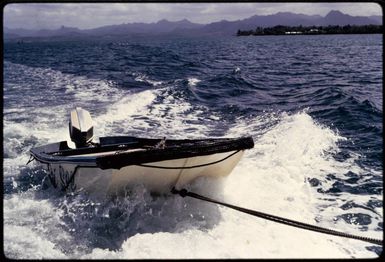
3;34;383;258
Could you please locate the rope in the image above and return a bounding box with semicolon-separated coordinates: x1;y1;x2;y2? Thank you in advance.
26;155;35;165
137;150;240;169
171;188;382;246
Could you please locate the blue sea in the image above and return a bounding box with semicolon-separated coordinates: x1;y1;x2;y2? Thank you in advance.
3;34;383;258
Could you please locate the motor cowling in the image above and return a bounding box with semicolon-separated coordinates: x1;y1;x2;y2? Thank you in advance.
69;107;94;148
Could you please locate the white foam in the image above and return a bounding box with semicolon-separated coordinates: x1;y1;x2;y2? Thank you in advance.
80;223;374;259
91;86;213;139
3;194;69;259
4;225;67;259
3;118;70;177
4;61;123;107
188;77;201;87
133;72;163;86
222;112;341;223
93;90;158;136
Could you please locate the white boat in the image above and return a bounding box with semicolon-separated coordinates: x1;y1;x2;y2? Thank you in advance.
30;107;254;196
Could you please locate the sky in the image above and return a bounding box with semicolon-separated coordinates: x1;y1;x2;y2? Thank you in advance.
4;2;383;30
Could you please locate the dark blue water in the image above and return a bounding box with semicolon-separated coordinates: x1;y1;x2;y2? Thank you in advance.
3;34;383;258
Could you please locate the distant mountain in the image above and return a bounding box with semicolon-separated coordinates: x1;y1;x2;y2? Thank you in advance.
322;10;379;26
172;10;381;37
4;11;382;40
4;32;21;40
241;12;322;27
4;26;82;38
83;19;203;36
369;15;382;24
156;18;203;31
4;27;35;37
35;26;83;37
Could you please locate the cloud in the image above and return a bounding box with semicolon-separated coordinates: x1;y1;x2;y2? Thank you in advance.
3;2;382;30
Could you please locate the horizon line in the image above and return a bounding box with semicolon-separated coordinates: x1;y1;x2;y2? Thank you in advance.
4;9;382;31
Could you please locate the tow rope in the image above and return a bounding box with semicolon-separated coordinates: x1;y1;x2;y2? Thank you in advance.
171;187;382;246
26;155;35;165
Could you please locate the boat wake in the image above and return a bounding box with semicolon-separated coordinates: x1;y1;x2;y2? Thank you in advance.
3;62;382;258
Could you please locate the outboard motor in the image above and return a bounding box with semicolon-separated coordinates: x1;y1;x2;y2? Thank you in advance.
69;107;94;148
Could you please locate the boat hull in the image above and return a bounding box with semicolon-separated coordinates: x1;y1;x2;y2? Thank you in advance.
43;150;244;196
30;136;254;196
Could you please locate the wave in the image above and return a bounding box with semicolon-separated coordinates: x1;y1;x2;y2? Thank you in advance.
132;72;164;87
4;109;381;258
187;77;201;87
3;34;382;258
227;110;382;235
